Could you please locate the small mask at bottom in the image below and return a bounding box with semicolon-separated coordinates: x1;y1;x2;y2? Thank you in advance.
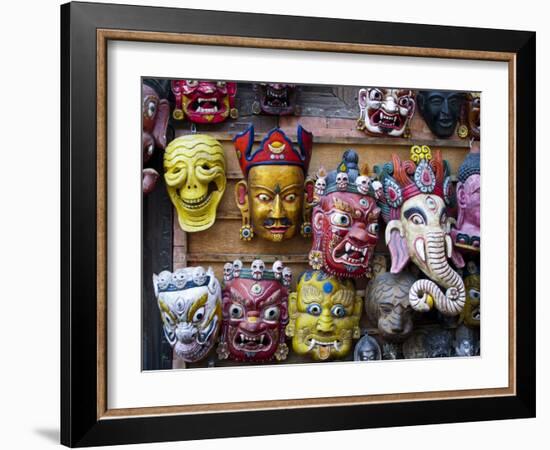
217;260;289;362
354;334;382;361
287;270;362;361
153;267;222;363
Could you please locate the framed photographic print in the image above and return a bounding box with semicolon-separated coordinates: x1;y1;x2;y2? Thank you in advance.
60;1;536;447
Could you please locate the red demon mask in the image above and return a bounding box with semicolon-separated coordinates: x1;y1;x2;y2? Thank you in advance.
171;80;237;124
309;150;381;278
217;260;290;362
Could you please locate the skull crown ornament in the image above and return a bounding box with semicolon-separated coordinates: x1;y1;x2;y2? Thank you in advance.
153;267;222;363
217;259;290;362
374;145;466;316
233;125;315;242
164;134;227;232
309;149;381;278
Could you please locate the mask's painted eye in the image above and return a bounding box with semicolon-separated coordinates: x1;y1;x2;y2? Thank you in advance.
409;213;425;225
201;163;210;170
369;89;382;101
192;307;205;323
359;198;368;207
331;304;346;318
306;303;322;316
398;97;410;108
257;193;272;202
379;304;393;314
473;98;481;108
146;100;157;118
330;212;351;227
216;81;226;88
469;289;480;300
186;80;198;87
284;193;297;202
229;304;244;319
368;223;379;234
263;306;280;321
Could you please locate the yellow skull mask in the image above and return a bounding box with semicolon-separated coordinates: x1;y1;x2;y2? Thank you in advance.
164;134;226;232
287;270;362;361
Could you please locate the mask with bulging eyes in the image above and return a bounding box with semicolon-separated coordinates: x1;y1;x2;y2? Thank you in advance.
287;270;362;361
164;134;226;232
217;261;290;362
171;80;238;123
309;150;380;278
357;87;415;137
153;267;221;363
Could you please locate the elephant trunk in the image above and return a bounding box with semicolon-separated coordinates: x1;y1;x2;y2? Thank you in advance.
409;231;466;316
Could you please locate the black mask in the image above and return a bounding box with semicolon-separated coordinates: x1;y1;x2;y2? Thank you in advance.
417;90;465;138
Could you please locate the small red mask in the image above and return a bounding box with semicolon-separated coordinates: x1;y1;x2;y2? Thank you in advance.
171;80;237;124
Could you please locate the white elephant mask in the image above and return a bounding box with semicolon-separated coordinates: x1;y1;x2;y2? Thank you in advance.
374;145;466;316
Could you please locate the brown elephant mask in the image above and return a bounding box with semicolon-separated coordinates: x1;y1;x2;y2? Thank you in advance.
142;79;170;194
374;145;466;316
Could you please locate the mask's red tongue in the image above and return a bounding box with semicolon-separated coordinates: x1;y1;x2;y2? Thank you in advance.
318;345;331;360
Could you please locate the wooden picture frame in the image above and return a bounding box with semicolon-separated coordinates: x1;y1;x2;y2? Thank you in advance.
61;1;535;446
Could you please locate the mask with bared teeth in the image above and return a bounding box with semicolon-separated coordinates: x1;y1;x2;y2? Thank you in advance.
217;260;289;362
309;149;380;278
171;80;238;123
357;87;415;137
286;270;362;361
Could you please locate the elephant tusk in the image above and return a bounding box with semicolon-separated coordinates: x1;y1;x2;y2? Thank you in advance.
445;234;453;259
415;238;426;262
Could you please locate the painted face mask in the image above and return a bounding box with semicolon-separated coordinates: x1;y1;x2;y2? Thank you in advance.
357;88;415;138
403;328;453;359
458;93;481;140
217;260;289;362
171;80;238;123
417;90;466;138
142;79;170;194
381;341;403;360
365;272;416;341
309;150;380;278
252;83;298;115
354;334;382;361
153;267;221;363
451;148;480;252
233;125;314;242
459;261;480;327
454;324;480;356
164;134;226;232
374;145;466;316
286;270;362;361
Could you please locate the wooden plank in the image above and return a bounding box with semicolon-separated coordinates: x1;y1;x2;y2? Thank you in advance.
142;150;174;371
